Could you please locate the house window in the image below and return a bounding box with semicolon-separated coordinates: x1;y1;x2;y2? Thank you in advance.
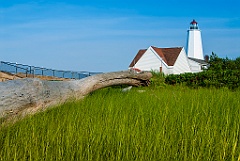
201;65;208;70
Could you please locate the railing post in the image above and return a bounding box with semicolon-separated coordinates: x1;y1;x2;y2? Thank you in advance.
25;67;28;77
15;62;18;74
32;66;35;78
29;66;31;76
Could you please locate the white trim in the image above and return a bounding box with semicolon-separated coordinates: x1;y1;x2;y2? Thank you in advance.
149;46;172;69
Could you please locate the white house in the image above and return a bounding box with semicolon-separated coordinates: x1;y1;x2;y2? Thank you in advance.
129;46;191;75
129;20;208;74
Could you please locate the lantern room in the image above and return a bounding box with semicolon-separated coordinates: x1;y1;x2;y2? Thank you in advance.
190;19;199;29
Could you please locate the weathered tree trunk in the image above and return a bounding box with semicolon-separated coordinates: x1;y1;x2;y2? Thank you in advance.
0;70;152;120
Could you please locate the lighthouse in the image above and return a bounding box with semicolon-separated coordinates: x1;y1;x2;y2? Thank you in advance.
186;19;204;60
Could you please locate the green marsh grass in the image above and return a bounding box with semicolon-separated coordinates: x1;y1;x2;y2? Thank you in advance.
0;86;240;160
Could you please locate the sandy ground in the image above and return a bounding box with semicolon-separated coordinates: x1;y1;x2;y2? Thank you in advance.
0;71;69;82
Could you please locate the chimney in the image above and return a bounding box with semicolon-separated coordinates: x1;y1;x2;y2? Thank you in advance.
204;55;209;62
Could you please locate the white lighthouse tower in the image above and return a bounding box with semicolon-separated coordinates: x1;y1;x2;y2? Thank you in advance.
186;19;204;60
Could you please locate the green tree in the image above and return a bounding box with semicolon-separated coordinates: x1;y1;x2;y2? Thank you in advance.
208;52;224;71
208;52;239;71
235;57;240;70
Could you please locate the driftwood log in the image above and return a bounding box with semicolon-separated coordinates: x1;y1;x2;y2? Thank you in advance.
0;70;152;120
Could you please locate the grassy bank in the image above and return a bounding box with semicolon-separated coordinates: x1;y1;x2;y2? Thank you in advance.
0;86;240;160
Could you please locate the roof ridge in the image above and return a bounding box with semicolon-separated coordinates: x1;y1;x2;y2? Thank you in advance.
151;46;183;49
151;46;168;65
152;46;182;66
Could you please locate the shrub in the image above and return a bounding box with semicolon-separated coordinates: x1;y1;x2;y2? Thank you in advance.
165;70;240;90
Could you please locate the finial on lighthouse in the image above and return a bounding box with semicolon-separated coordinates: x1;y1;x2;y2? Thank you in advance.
190;19;199;29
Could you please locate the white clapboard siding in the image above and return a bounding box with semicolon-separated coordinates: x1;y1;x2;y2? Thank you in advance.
134;47;169;73
188;59;202;73
173;48;192;74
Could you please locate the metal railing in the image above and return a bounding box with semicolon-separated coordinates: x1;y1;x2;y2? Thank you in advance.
0;61;102;80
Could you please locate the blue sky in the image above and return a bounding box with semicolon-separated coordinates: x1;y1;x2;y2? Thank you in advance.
0;0;240;72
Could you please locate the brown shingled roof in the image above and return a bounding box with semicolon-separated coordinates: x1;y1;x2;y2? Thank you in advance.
129;49;147;67
129;46;182;67
155;47;182;66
